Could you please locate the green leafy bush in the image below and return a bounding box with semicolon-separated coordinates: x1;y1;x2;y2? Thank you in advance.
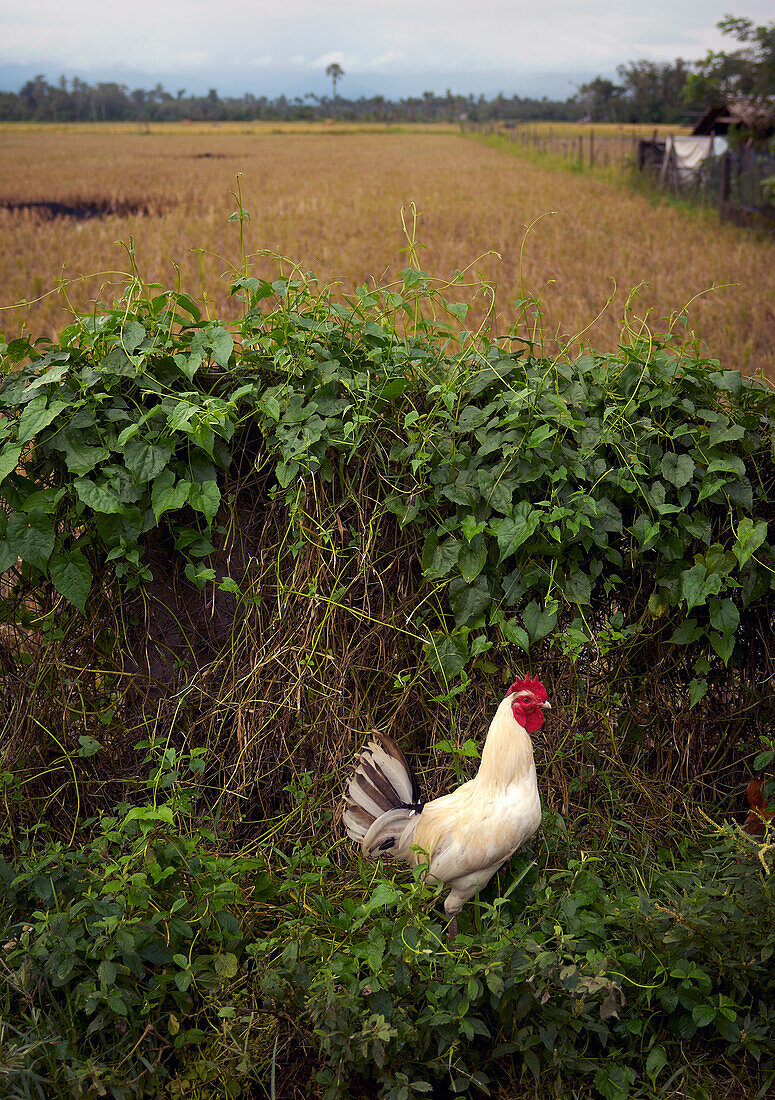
252;815;775;1099
2;266;773;697
0;756;263;1099
1;242;774;1098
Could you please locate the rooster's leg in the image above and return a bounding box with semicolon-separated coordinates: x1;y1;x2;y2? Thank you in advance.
446;915;458;941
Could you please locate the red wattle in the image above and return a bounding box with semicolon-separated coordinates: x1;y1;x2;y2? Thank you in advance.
512;702;545;733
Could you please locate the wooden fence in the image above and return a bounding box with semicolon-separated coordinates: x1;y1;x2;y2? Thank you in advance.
464;121;775;234
462;121;643;169
644;142;775;233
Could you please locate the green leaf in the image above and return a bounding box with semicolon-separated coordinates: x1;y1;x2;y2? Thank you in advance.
74;478;122;514
0;541;16;572
259;394;281;421
208;327;234;368
490;502;540;561
707;454;745;477
753;749;775;770
669;618;702;645
78;735;102;758
120;320;145;353
708;369;741;393
98;960;118;986
0;444;22;485
151;469;191;522
646;1045;667;1084
189;480;221;525
378;378;407;401
423;535;462;580
709;630;734;664
461;515;486;543
681;564;722;611
6;512;54;570
708;597;739;636
502;619;530;652
24;362;70;391
59;433;110;476
424;631;468;679
523;601;557;641
733;517;767;569
214;952;239;980
100;347;137;377
17;396;67;444
477;466;514;514
168;400;200;433
660;452;695;488
631;513;659;549
564;569;591;606
688;678;707;708
457;537;487;583
49;550;92;611
106;992;128;1016
123;439;174;483
174;352;200;382
362;882;397;913
692;1004;716;1027
449;577;491;626
697;475;728;503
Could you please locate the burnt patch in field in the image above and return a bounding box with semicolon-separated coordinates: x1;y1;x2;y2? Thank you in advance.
1;198;173;221
191;152;229;159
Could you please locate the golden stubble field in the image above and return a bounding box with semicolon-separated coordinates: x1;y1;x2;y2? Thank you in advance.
1;124;773;375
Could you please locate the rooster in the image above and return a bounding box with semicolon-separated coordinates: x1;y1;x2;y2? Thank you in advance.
343;676;549;938
744;778;774;838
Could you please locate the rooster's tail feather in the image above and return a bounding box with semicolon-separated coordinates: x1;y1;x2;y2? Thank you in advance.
343;732;422;857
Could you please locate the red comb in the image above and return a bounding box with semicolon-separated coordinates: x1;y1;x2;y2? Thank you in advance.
505;675;547;703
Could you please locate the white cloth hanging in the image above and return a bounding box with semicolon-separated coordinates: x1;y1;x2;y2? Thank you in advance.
660;136;729;185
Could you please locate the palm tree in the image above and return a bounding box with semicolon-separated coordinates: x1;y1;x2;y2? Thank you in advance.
326;62;344;112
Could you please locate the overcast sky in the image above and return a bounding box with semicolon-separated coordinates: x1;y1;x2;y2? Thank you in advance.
1;1;772;100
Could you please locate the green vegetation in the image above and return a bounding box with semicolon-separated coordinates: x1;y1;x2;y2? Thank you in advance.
578;13;775;123
0;224;774;1097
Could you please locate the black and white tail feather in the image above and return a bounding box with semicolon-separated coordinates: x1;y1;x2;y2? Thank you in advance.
343;732;423;860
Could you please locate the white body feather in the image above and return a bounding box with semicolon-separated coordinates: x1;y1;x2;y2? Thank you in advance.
344;693;542;922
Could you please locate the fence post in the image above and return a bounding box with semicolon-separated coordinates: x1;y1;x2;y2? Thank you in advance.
589;130;594;168
719;152;730;221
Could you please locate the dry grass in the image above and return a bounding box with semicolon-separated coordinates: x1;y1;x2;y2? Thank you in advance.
1;126;773;375
0;120;458;136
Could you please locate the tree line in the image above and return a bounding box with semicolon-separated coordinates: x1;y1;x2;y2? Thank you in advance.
0;78;582;124
1;15;771;126
577;15;775;122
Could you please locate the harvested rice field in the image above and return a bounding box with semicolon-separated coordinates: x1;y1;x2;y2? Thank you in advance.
1;124;773;374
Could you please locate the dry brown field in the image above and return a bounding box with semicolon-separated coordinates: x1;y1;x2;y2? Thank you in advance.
1;125;773;375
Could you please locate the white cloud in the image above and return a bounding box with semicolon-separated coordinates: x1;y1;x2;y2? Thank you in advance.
364;51;404;70
1;0;774;96
312;51;347;70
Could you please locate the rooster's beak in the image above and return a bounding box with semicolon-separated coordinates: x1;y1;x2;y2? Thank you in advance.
540;701;552;710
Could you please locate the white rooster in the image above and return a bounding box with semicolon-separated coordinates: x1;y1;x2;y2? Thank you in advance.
343;676;549;937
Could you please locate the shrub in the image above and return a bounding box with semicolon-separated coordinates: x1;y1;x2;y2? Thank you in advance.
251;812;775;1099
1;243;774;1097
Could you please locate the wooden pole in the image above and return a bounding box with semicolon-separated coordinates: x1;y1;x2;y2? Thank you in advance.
589;129;594;168
719;151;730;221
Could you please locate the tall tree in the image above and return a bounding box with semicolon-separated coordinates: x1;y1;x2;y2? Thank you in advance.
577;77;624;121
326;62;344;110
685;14;775;107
